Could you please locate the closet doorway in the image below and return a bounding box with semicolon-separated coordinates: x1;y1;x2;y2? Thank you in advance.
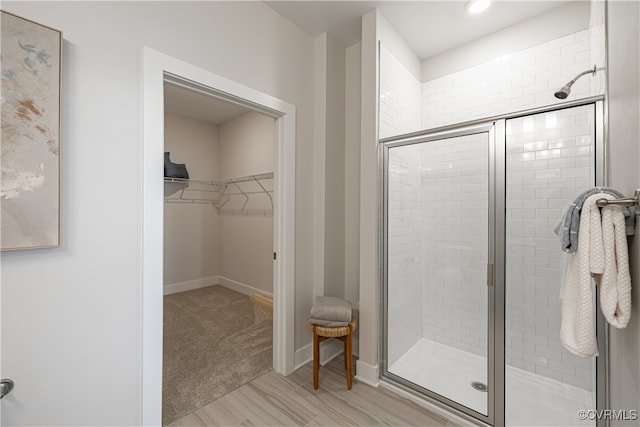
162;82;277;424
142;48;296;426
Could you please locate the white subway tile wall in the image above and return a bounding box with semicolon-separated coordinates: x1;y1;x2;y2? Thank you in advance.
383;28;603;391
387;143;423;366
506;105;596;391
387;134;489;364
420;134;489;358
379;44;422;139
421;30;601;130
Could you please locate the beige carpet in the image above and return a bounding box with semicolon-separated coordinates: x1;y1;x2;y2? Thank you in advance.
163;285;273;425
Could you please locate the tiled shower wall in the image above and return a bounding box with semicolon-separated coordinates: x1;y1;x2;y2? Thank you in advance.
382;27;603;390
505;105;595;391
379;44;421;139
388;134;489;364
387;145;423;366
421;29;599;129
388;112;596;388
380;29;604;137
420;134;489;358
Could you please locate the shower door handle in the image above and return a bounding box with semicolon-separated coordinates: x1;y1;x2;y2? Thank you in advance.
486;263;494;287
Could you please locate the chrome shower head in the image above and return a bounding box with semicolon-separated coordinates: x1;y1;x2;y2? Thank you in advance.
554;83;573;99
554;65;601;100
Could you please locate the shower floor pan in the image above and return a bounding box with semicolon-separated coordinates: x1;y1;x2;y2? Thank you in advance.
389;339;595;426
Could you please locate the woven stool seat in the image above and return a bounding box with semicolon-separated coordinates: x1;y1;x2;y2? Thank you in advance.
307;317;357;337
308;316;356;390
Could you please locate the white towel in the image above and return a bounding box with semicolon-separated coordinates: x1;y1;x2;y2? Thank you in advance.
560;194;606;357
598;204;632;328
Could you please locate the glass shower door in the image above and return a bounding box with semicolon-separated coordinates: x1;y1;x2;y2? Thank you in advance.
383;124;494;421
504;104;599;427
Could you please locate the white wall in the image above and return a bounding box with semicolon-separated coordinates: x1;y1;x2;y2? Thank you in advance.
357;9;381;384
323;35;346;300
0;2;315;425
311;33;348;302
218;113;275;179
218;112;275;295
421;1;590;81
607;1;640;423
344;42;362;309
312;34;328;300
163;113;220;287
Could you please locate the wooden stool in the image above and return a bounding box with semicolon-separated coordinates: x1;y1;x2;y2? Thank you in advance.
308;317;357;390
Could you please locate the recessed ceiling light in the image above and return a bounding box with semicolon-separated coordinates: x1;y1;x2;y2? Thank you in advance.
466;0;491;14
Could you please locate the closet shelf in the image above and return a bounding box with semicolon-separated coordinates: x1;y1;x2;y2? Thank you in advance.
164;172;274;213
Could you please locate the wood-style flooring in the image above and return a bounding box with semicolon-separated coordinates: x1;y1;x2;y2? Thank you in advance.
171;356;460;426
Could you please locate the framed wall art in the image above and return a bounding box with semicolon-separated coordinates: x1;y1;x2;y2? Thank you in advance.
1;11;62;251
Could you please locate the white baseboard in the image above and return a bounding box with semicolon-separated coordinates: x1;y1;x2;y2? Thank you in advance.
293;341;341;369
319;339;343;365
163;276;219;295
293;337;353;372
321;335;359;363
355;360;379;387
218;276;273;298
294;343;312;371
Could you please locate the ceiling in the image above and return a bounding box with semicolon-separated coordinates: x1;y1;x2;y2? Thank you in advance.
164;83;250;125
165;0;572;124
265;0;571;59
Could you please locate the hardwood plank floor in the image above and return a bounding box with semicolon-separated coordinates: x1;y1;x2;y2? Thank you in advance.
171;356;460;427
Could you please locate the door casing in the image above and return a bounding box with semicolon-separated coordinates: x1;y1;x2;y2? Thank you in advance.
142;48;297;426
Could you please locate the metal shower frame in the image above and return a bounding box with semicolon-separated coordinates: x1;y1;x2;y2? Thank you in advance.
379;96;608;427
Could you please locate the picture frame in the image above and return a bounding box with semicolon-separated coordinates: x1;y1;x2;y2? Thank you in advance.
1;11;62;251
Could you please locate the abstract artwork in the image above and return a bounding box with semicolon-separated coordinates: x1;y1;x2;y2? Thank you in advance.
1;11;62;250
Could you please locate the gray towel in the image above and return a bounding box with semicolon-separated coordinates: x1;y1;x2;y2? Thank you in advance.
308;296;352;327
554;187;635;253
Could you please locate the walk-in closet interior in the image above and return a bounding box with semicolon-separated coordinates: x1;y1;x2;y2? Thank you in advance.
162;82;275;425
380;1;609;426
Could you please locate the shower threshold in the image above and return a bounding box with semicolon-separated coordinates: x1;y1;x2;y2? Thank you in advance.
388;339;595;426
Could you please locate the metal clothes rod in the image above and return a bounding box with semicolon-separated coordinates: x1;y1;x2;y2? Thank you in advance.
163;172;273;186
163;172;274;213
595;189;640;213
223;172;273;184
164;177;223;186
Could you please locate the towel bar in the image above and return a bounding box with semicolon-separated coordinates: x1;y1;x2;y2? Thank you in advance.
596;189;640;213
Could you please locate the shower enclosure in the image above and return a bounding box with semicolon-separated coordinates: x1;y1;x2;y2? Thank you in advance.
382;99;605;426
